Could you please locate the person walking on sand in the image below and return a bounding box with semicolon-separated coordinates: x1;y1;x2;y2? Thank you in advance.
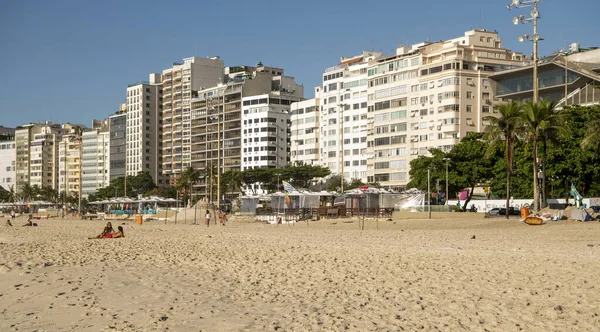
218;209;226;226
205;210;211;227
11;209;16;219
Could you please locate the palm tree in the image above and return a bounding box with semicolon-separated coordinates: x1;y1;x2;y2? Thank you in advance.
581;118;600;151
483;101;523;219
521;100;566;212
176;166;201;206
20;184;34;201
221;170;244;197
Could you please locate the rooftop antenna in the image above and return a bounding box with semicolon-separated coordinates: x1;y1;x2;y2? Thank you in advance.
479;8;482;30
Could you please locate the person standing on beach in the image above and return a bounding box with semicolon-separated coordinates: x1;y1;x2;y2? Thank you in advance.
205;210;211;227
11;209;15;219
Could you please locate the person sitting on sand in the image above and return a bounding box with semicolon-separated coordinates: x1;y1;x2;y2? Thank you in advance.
6;219;12;226
23;215;33;226
112;226;125;238
90;222;115;239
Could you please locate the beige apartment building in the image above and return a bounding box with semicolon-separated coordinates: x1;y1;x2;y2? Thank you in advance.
367;29;524;191
58;124;88;199
14;122;67;195
161;56;225;185
188;64;303;200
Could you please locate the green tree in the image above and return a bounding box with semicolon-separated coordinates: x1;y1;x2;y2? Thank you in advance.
521;100;566;212
483;101;523;218
176;167;200;204
581;116;600;151
145;186;177;199
0;186;11;202
221;170;244;197
409;134;496;211
128;171;158;197
346;178;366;190
20;184;34;201
546;105;600;198
241;168;273;194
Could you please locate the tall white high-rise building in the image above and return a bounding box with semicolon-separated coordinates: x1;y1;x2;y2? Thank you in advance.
81;125;110;198
290;86;323;166
126;73;166;185
318;51;381;183
0;140;16;191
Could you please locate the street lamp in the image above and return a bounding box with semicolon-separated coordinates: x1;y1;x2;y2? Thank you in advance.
443;157;450;205
508;0;544;103
274;172;281;221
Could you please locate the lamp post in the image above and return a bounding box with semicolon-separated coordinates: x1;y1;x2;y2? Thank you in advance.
443;157;450;205
275;172;281;221
508;0;543;104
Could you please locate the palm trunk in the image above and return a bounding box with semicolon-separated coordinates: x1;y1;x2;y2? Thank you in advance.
532;138;540;213
505;138;512;219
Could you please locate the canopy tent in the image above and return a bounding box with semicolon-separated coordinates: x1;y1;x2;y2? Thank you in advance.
271;190;334;210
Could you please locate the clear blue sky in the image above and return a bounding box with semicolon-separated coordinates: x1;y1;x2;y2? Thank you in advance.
1;0;598;128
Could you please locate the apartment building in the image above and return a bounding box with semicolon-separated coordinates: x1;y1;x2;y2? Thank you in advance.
14;122;67;194
108;107;127;181
58;124;87;199
189;64;303;199
367;29;523;191
161;56;225;185
319;51;381;183
81;127;110;198
0;140;16;191
125;73;166;185
290;86;323;166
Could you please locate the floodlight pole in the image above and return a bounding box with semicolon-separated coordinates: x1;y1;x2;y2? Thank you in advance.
509;0;543;103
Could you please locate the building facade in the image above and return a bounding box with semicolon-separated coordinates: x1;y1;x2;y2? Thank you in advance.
14;122;66;195
81;128;110;198
0;140;16;191
58;133;82;199
126;73;166;185
490;46;600;106
365;30;523;191
161;56;225;184
189;64;303;199
290;87;323;166
109;109;127;182
319;52;380;183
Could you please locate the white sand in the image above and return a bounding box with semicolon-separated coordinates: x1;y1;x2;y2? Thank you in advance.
1;215;600;331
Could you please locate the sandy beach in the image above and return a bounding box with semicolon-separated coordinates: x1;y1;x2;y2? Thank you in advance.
1;214;599;331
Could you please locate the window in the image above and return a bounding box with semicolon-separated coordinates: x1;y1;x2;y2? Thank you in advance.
482;106;490;113
466;105;472;112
